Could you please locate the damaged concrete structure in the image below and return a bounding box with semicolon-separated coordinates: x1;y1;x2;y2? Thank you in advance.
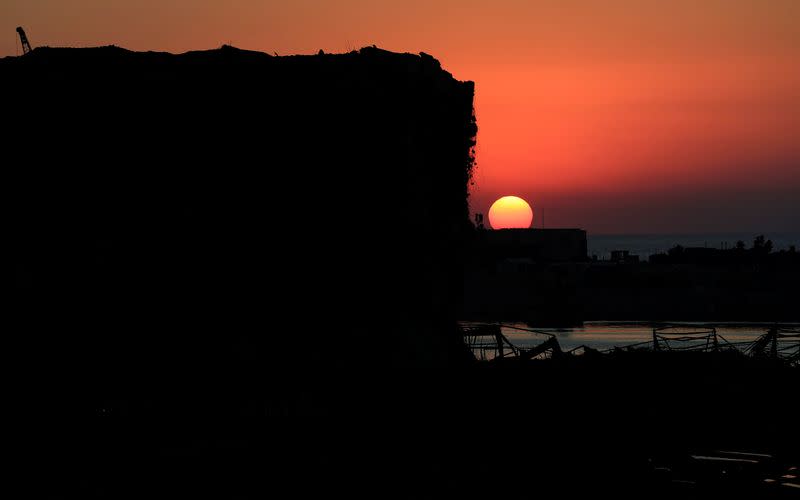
4;45;477;415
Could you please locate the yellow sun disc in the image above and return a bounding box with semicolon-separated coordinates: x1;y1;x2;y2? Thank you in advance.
488;196;533;229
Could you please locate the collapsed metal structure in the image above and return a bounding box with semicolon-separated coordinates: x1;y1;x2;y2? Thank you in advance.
461;324;564;361
747;328;800;364
462;323;800;366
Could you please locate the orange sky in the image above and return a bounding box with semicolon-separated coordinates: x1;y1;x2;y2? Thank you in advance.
4;1;799;233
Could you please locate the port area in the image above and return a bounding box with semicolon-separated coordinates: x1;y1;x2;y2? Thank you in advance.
452;323;799;497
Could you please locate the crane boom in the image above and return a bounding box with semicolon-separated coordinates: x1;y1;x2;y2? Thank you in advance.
16;27;33;55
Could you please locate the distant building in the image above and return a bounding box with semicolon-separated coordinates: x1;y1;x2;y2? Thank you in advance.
610;250;639;263
476;228;588;262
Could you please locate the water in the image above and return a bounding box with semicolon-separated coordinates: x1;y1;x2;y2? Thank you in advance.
463;321;799;354
588;232;800;260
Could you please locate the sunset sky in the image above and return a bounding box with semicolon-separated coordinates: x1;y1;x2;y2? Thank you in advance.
4;1;799;234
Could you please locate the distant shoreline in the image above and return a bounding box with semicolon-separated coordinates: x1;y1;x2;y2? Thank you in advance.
589;231;800;236
588;231;800;259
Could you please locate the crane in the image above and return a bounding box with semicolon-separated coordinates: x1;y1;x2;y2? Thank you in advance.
16;27;33;55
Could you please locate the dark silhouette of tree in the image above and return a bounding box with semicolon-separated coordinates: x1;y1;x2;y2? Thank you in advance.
753;235;773;255
735;240;746;251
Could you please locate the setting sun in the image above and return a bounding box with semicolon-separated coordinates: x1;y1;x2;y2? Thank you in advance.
488;196;533;229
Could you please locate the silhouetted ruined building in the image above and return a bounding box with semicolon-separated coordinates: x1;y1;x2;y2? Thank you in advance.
4;45;477;415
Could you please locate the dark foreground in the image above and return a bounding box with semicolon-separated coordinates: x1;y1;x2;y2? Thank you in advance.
5;46;796;498
28;351;799;499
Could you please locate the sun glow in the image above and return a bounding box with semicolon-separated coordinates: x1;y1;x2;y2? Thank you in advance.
488;196;533;229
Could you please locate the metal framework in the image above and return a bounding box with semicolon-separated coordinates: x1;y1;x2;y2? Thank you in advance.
461;324;563;361
652;325;726;352
747;328;800;366
461;324;519;361
461;322;799;366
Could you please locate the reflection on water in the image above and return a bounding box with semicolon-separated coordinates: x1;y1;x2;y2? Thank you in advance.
463;321;800;353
